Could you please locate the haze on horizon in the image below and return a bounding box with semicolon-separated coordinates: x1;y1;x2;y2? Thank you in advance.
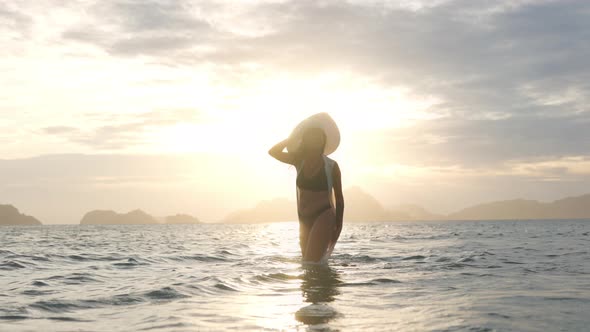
1;0;589;224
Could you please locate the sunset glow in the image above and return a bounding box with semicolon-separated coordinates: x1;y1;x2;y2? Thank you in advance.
1;0;589;223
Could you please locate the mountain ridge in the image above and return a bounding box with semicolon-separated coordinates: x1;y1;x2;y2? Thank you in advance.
224;190;590;223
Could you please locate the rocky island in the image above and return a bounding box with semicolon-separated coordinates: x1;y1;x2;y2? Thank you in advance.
80;209;158;225
165;214;201;224
0;204;42;225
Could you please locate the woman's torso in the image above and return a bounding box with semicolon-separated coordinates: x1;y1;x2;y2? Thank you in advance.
296;158;333;219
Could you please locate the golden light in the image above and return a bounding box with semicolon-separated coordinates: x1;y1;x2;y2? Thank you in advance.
155;72;439;158
236;222;308;330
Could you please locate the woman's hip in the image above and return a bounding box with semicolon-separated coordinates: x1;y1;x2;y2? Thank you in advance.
298;206;335;228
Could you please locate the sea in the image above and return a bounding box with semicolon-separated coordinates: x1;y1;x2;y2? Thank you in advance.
1;220;589;332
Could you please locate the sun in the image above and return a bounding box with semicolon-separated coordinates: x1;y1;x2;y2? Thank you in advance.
155;123;211;154
153;72;437;157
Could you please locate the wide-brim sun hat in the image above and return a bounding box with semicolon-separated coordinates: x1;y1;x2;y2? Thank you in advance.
286;112;340;155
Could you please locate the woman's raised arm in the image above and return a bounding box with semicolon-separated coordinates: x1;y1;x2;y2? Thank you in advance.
268;138;296;165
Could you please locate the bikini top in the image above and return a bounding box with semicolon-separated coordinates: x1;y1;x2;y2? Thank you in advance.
297;163;328;191
296;155;335;194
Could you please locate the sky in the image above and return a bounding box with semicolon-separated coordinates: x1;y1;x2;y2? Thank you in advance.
1;0;589;224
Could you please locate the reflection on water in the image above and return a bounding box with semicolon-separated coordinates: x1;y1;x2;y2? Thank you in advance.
3;222;588;331
295;265;342;326
301;265;342;303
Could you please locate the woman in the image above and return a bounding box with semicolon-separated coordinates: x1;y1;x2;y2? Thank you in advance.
268;127;344;263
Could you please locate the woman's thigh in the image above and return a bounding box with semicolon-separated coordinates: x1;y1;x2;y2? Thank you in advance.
299;223;310;256
303;208;336;262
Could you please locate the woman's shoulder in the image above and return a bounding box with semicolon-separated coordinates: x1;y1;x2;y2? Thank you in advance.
322;154;338;166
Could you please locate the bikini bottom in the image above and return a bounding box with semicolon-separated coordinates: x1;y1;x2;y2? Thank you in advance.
298;204;333;228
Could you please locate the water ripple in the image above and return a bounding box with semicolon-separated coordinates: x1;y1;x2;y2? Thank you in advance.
0;221;588;331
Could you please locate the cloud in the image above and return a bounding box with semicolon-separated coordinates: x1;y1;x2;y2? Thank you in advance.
2;0;590;199
508;156;590;179
263;0;590;117
374;113;590;168
41;126;78;135
62;0;219;56
56;1;590;114
209;0;589;170
41;109;202;150
0;3;32;38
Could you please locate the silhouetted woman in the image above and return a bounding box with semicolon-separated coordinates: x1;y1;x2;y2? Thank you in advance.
269;127;344;263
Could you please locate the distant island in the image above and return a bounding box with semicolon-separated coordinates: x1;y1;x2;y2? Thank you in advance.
448;194;590;220
224;198;297;223
0;204;42;226
6;190;590;226
223;188;590;223
223;186;442;223
165;214;201;224
80;209;158;225
80;209;201;225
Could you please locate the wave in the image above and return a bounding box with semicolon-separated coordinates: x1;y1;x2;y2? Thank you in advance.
46;316;91;322
213;283;239;292
0;260;27;270
21;289;56;296
35;273;105;286
401;255;426;260
331;253;380;263
0;315;28;321
63;273;104;284
138;322;193;331
253;273;302;283
371;278;402;284
166;254;229;262
2;253;49;262
341;278;402;287
30;299;97;313
0;250;16;256
144;287;188;300
52;253;132;262
112;258;148;268
28;287;188;314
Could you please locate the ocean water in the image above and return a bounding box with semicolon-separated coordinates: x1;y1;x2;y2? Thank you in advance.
1;220;589;332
